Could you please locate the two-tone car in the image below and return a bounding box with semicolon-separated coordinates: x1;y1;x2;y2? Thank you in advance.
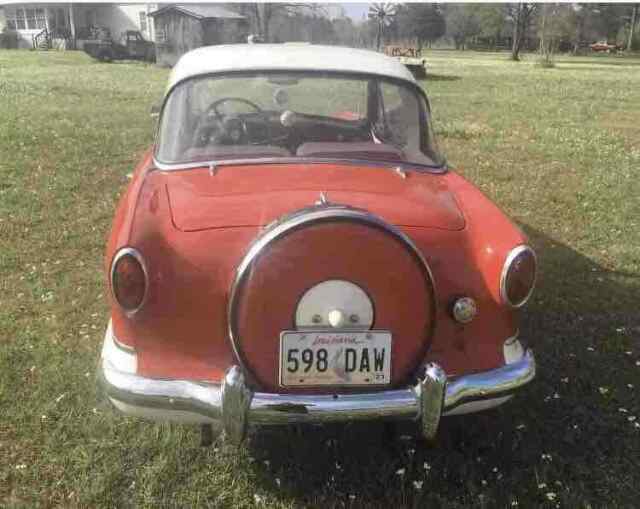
99;44;537;444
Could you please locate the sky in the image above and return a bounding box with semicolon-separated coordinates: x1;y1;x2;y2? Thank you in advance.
341;3;371;22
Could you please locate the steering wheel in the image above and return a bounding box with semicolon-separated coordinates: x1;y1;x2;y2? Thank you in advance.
194;97;265;147
208;97;262;119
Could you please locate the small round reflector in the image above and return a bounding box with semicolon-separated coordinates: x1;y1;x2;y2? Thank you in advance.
111;248;147;313
501;246;536;308
452;297;477;323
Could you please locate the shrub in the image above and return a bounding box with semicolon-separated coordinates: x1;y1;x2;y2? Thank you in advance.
0;28;18;49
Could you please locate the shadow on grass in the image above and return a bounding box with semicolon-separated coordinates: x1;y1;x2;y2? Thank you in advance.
424;73;461;82
555;58;640;67
238;224;639;507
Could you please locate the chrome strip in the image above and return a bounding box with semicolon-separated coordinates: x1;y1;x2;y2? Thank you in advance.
226;205;438;381
109;247;149;316
499;245;537;308
152;155;448;175
444;349;536;410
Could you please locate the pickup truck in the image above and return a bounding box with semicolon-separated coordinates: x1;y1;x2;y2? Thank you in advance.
84;30;155;62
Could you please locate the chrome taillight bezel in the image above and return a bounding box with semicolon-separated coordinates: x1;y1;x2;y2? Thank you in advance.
110;247;148;316
500;245;537;308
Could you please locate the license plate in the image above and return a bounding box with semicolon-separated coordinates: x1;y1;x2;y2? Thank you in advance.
279;330;392;387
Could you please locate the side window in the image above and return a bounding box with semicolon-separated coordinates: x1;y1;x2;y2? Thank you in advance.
375;82;419;149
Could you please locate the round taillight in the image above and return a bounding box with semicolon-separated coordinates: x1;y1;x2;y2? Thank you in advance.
500;245;537;308
110;248;147;314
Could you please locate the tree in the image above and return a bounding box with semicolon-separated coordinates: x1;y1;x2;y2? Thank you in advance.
628;3;639;50
240;3;326;43
537;3;567;65
445;5;481;50
395;4;446;49
477;4;508;49
508;3;537;60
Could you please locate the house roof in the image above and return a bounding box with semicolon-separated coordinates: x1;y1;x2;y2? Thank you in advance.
167;44;416;91
148;4;245;20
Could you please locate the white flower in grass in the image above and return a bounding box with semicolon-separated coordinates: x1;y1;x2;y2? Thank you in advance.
15;464;26;470
516;423;526;430
253;494;264;504
553;393;560;399
395;468;405;476
546;492;557;501
634;422;640;429
560;377;569;383
587;347;595;352
413;480;423;490
538;483;547;490
481;479;487;486
541;453;552;462
348;494;356;501
275;478;281;488
636;361;640;367
628;416;637;422
628;384;635;389
511;501;519;507
263;460;270;467
598;387;609;395
423;462;431;471
41;415;47;421
625;351;633;356
619;408;628;413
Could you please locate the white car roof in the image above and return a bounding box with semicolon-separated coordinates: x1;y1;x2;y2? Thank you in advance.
167;44;416;91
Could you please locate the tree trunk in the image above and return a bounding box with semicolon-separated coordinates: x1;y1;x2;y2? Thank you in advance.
628;4;639;51
256;3;270;42
511;4;523;60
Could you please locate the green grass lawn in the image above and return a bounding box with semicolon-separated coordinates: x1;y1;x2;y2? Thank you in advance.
1;49;639;507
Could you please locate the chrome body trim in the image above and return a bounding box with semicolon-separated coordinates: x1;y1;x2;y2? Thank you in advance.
151;155;448;175
226;205;437;381
499;245;537;308
98;326;536;443
109;247;149;316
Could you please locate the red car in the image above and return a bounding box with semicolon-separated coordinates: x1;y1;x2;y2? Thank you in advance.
590;40;621;53
99;44;536;444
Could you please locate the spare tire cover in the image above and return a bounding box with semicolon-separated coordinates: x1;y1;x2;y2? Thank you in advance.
228;206;436;393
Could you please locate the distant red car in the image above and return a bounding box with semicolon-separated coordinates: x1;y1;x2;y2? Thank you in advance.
590;40;621;53
99;44;536;444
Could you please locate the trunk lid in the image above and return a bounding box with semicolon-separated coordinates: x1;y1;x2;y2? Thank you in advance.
165;163;465;231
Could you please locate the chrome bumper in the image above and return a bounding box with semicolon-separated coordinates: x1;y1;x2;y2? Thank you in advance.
99;325;536;443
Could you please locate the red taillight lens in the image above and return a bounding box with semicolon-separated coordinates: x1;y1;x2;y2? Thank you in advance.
111;249;147;313
501;246;536;308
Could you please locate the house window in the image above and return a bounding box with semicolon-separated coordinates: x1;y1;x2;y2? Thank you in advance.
139;12;147;33
56;9;67;28
25;8;37;29
13;9;26;29
35;9;46;29
6;7;46;30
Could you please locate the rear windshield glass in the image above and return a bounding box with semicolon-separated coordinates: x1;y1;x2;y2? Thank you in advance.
156;72;444;168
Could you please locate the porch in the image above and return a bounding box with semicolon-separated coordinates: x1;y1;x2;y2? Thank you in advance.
2;3;154;50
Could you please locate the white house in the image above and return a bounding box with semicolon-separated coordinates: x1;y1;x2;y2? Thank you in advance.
0;2;157;49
